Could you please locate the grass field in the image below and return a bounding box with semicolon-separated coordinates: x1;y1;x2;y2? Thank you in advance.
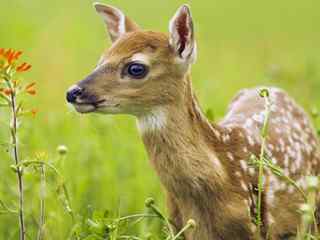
1;0;320;239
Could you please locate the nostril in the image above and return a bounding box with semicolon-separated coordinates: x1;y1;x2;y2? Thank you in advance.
66;86;83;103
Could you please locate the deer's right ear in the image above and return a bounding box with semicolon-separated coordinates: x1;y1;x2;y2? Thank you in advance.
94;3;140;42
169;5;196;63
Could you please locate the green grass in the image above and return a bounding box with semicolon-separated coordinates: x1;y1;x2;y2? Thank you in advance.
1;0;320;239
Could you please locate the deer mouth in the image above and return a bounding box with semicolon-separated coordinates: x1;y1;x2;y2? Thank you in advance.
72;99;105;113
72;99;120;114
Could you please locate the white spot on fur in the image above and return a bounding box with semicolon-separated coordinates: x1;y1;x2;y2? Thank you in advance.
240;160;248;171
268;143;274;151
288;185;295;193
226;152;234;161
268;213;275;225
208;154;226;178
248;167;255;176
247;136;255;146
252;111;265;124
222;134;230;143
279;182;286;191
275;127;282;134
244;118;254;128
240;180;248;192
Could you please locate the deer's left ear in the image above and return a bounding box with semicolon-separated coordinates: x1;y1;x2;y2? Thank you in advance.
169;5;196;63
94;3;140;42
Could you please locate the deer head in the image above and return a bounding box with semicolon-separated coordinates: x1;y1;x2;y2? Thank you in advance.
66;3;197;116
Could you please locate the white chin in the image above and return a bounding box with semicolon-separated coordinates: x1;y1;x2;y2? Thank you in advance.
73;104;96;113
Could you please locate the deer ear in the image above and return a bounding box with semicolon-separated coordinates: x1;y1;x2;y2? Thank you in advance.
169;5;196;63
94;3;140;42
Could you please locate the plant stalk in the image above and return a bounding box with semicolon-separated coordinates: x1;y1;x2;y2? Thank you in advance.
37;166;46;240
10;92;25;240
256;90;271;237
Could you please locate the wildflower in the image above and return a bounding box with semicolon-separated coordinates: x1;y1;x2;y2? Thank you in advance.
145;198;155;207
3;88;13;96
26;89;36;95
187;219;197;228
31;109;37;117
13;51;22;61
25;82;35;89
259;88;270;98
57;145;68;155
0;49;24;67
25;82;36;95
16;62;32;72
4;49;14;63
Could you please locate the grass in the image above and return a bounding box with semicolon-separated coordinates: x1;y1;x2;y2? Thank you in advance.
0;0;320;239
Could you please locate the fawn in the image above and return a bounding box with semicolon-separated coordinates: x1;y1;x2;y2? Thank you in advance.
66;3;320;239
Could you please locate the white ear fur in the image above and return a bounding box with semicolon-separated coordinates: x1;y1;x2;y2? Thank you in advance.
169;4;196;63
94;2;139;42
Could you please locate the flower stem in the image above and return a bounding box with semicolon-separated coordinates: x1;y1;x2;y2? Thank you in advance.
10;92;25;240
37;166;46;240
256;90;271;236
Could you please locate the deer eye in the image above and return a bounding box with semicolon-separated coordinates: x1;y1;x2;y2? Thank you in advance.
124;62;148;79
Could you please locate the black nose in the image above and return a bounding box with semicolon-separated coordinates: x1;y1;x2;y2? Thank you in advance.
66;86;83;103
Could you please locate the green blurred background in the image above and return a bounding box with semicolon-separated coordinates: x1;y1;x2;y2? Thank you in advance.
0;0;320;239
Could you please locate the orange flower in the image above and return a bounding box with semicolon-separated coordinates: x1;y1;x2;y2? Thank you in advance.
31;109;38;117
4;49;12;58
26;89;36;95
3;88;13;96
13;51;23;61
4;49;16;64
25;82;36;95
25;82;36;89
12;80;19;87
16;62;32;72
0;48;4;56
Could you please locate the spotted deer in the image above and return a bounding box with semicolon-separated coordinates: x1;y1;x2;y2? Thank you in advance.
66;3;320;239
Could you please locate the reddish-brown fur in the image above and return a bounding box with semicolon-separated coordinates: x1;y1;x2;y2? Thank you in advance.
67;4;320;239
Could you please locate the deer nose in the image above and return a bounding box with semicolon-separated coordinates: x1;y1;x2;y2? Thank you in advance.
66;86;83;103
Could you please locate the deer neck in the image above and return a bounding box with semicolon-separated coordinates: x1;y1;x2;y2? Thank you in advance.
136;74;227;196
